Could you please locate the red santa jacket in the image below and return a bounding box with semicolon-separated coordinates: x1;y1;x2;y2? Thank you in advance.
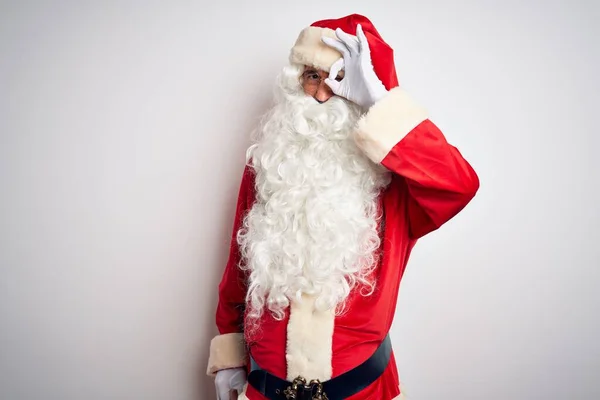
206;87;480;400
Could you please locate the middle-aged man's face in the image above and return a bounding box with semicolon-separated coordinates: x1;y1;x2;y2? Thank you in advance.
301;65;343;103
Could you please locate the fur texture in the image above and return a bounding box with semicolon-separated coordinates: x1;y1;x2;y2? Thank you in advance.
206;332;247;376
285;294;335;381
289;26;341;72
237;62;391;325
356;87;429;163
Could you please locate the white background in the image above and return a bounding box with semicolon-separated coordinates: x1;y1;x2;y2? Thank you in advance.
1;1;598;399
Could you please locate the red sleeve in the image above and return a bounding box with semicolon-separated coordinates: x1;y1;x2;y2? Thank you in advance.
207;165;256;376
356;87;479;239
216;165;256;333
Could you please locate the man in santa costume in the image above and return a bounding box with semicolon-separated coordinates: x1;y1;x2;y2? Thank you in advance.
206;14;479;400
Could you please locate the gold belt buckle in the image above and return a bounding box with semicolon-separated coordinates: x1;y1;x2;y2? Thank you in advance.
279;376;328;400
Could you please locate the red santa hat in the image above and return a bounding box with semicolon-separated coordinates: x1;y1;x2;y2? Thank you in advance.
289;14;399;90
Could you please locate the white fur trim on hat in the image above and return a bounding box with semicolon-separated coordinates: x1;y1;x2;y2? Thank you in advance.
289;26;342;71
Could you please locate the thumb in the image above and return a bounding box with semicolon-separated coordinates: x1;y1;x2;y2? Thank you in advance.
328;57;344;79
324;78;340;93
325;57;344;94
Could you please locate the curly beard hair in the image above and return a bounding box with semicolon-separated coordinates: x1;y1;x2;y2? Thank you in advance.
237;63;391;324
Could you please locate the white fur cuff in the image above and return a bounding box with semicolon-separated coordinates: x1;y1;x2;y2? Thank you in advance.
206;332;247;376
356;87;429;164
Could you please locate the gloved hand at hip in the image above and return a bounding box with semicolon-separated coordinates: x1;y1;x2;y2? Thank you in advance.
321;23;388;109
215;367;246;400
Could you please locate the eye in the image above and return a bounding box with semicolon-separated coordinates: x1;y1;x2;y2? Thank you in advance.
335;75;343;82
304;71;319;80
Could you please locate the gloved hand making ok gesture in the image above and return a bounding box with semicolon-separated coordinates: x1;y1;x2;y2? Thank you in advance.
321;23;389;109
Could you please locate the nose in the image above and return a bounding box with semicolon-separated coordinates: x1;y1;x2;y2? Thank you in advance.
314;81;334;103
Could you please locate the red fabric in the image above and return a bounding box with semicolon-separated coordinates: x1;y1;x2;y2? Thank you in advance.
310;14;399;91
215;166;256;335
215;119;479;399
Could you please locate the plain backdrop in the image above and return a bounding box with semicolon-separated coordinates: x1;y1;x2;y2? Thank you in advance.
1;0;598;399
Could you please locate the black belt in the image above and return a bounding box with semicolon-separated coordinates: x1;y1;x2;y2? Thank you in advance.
248;334;392;400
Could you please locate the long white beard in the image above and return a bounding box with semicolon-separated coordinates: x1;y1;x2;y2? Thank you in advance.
237;63;391;322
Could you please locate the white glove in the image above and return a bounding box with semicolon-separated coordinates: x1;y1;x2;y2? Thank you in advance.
215;367;247;400
321;24;388;109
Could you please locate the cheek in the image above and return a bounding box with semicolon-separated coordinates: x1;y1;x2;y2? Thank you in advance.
302;83;313;96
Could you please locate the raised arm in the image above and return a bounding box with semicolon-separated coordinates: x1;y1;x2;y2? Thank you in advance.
356;87;479;239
